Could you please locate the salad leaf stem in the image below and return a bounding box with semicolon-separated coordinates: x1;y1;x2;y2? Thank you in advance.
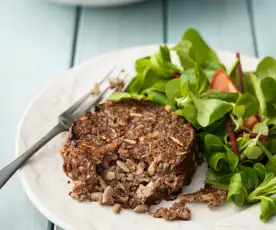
240;152;246;160
230;113;244;131
257;141;273;160
239;140;253;152
226;115;240;157
236;132;271;142
175;95;193;107
236;52;244;93
250;133;271;142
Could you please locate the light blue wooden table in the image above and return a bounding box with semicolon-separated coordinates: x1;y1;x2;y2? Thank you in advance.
0;0;275;229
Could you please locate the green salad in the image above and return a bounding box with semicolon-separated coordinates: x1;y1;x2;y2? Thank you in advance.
109;28;276;222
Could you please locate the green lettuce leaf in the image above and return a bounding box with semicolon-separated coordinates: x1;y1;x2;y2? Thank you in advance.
260;197;276;222
109;92;131;101
256;57;276;79
151;45;180;78
205;168;233;189
227;173;248;206
175;105;198;127
142;89;168;105
206;92;239;103
191;94;233;127
182;28;219;66
173;28;220;70
165;78;181;101
235;93;259;118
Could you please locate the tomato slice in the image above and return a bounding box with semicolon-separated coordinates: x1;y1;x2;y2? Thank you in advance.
244;116;259;130
211;68;259;130
211;68;239;93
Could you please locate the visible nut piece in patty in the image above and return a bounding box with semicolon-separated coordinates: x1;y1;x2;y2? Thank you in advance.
113;203;122;214
102;186;114;204
105;171;116;181
116;160;130;173
153;200;191;220
91;192;103;202
133;205;148;213
61;99;198;213
180;185;228;208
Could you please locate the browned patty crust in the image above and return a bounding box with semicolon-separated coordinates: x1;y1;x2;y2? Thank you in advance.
61;99;198;212
180;185;228;208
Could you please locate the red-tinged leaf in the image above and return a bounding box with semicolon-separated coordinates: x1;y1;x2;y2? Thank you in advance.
236;52;244;93
236;132;271;142
226;115;239;157
172;72;181;79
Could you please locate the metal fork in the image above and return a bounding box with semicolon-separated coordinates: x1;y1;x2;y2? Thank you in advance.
0;68;129;189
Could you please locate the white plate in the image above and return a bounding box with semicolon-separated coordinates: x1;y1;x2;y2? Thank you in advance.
16;45;275;230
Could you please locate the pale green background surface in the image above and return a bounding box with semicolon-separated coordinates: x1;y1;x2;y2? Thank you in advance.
0;0;275;229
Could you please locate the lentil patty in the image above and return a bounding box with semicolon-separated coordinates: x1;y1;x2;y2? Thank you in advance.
61;99;198;212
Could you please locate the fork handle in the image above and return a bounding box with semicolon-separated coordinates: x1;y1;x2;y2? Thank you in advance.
0;124;64;189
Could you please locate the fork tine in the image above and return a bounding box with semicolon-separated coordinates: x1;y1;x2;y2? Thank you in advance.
81;71;129;117
100;66;116;84
99;72;130;104
65;91;92;114
65;67;116;114
68;69;130;117
120;71;130;81
75;71;130;117
122;72;130;90
74;78;125;118
73;86;111;118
